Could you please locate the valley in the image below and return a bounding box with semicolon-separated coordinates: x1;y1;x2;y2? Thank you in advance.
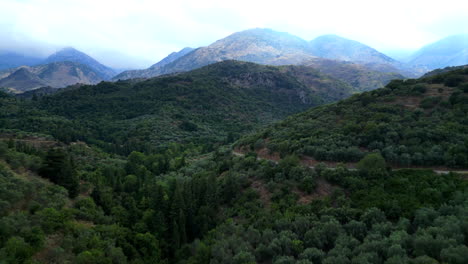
0;57;467;263
0;14;467;264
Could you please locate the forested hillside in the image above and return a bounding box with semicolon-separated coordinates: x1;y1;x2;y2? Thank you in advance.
1;64;467;264
0;60;350;154
1;135;467;263
239;67;468;168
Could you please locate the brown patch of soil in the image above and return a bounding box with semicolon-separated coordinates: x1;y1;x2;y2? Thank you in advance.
250;179;271;208
386;84;454;109
256;147;281;162
32;233;64;262
296;178;336;204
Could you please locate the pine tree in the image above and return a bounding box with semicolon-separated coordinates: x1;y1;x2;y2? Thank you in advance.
40;148;79;198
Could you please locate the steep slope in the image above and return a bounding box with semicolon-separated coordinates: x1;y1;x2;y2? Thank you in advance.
409;35;468;70
310;35;396;65
1;61;351;153
0;68;48;92
113;28;414;91
44;47;116;79
301;58;403;92
113;28;315;80
422;65;468;77
35;61;102;88
150;47;194;68
310;34;419;77
114;47;194;80
0;61;103;92
0;52;43;70
239;66;468;168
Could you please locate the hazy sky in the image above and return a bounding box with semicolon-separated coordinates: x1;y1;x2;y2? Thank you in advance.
1;0;467;68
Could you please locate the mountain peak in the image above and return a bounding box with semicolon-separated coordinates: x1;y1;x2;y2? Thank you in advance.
221;28;308;45
47;47;90;61
44;47;115;79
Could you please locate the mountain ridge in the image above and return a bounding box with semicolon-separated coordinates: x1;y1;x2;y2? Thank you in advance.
113;28;317;80
113;28;408;91
43;47;116;79
0;61;103;92
408;34;468;70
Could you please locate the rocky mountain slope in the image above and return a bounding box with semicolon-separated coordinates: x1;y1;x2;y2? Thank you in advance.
302;58;403;92
112;28;316;80
309;34;419;77
309;34;396;65
44;47;116;79
0;61;102;92
113;29;411;91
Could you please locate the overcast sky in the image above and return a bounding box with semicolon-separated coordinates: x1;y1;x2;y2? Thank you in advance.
1;0;467;68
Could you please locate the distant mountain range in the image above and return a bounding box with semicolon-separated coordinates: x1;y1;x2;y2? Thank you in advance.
112;30;466;84
0;48;118;92
408;34;468;70
308;35;419;77
113;29;317;80
0;29;466;93
113;28;408;92
0;61;102;92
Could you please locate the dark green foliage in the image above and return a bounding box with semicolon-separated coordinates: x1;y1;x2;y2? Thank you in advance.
0;65;467;263
1;133;468;263
444;75;464;87
40;148;79;197
356;152;388;178
0;61;350;155
240;68;468;168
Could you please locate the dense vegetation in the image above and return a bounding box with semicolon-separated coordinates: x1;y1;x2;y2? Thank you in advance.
0;61;350;155
239;67;468;168
1;138;467;263
0;64;467;263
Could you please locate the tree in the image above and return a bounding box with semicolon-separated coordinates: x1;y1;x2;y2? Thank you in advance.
233;251;256;264
299;247;325;263
40;148;79;198
0;236;33;264
357;153;388;178
440;245;468;264
135;232;161;263
300;175;316;194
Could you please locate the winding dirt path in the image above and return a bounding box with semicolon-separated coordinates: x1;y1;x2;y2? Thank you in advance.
232;150;468;175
